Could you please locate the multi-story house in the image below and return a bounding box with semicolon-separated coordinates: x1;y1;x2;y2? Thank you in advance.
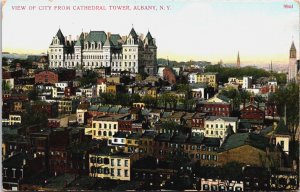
85;114;130;141
196;72;218;89
89;150;138;181
204;116;238;140
188;73;218;88
35;70;59;85
76;103;90;125
196;94;232;117
191;113;206;136
48;28;157;75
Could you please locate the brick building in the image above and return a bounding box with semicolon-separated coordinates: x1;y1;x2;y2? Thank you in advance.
35;70;58;84
163;67;176;84
196;95;232;117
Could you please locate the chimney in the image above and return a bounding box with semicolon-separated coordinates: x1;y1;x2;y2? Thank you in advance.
107;32;111;38
250;96;254;104
140;33;144;40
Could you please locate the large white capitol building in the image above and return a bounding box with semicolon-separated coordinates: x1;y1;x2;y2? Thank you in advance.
48;28;157;75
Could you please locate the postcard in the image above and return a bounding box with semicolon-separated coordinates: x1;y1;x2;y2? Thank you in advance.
2;0;300;191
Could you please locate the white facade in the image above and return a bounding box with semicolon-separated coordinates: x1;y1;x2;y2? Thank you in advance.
96;83;107;96
275;135;290;155
86;118;119;140
200;178;244;191
204;117;238;140
242;76;252;89
80;86;97;98
49;28;157;75
2;114;22;126
55;82;68;90
188;73;197;84
77;108;87;125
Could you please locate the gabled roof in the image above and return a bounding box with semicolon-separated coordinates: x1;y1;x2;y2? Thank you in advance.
274;119;289;136
75;32;85;46
206;116;238;122
129;28;138;38
85;31;107;44
56;29;65;43
110;34;122;47
144;31;156;46
219;133;270;152
104;38;113;47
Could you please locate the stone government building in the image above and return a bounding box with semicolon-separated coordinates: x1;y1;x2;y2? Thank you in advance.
48;28;157;75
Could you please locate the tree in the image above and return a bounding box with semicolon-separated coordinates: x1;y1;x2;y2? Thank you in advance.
273;82;299;141
159;92;175;109
2;80;11;91
142;95;157;108
23;104;48;128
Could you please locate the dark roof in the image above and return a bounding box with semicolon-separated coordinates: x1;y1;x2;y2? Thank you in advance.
142;131;157;139
129;28;138;38
155;133;172;142
3;152;31;169
171;134;188;143
127;132;142;139
110;34;122;45
206;116;238;122
219;133;270;152
55;29;65;45
203;137;220;147
274;119;289;135
75;32;85;47
113;131;130;138
145;31;156;46
187;135;204;144
85;31;107;44
291;41;296;50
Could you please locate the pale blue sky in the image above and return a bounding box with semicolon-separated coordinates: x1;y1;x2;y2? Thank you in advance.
3;0;299;65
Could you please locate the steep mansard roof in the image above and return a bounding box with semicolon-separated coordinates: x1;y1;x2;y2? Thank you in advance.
85;31;107;44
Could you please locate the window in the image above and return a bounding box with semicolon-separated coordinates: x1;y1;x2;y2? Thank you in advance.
202;154;206;159
111;168;115;176
117;159;121;166
111;159;114;166
203;184;209;190
125;160;128;167
117;169;121;176
280;141;284;147
125;170;129;177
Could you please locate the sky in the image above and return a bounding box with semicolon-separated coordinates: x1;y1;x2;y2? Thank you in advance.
2;0;300;66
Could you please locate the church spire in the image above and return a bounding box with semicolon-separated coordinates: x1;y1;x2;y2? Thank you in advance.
290;41;296;58
237;51;240;68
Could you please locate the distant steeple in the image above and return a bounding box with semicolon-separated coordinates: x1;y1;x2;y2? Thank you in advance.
237;51;240;68
270;60;273;73
290;41;296;58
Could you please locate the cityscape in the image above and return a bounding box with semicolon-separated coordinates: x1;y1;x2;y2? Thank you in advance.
2;0;300;191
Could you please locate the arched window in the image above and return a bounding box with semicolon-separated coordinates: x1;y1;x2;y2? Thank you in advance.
103;131;107;136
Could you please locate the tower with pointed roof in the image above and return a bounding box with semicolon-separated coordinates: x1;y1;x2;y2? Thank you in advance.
237;51;240;68
49;29;66;68
288;41;297;81
143;30;157;75
48;27;157;74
